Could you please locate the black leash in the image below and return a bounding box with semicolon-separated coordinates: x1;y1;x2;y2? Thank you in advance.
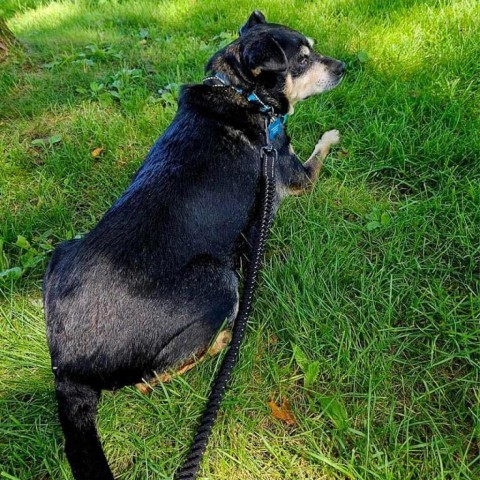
174;121;277;480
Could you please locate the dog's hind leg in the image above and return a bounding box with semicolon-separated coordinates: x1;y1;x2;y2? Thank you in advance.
55;377;113;480
135;329;233;394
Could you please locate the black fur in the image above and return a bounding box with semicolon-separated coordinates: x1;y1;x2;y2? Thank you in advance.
43;12;345;479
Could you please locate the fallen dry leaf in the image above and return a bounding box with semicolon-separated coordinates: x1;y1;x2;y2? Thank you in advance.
92;147;104;158
268;333;278;345
268;398;296;426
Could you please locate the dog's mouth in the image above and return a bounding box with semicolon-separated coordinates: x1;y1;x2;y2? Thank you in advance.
316;72;345;92
317;59;346;90
306;70;344;99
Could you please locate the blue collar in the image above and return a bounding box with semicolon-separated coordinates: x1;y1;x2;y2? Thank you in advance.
204;73;288;142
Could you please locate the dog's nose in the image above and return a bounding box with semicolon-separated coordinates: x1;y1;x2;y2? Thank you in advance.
333;61;346;77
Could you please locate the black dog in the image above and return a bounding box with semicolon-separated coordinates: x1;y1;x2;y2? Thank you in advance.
43;11;345;479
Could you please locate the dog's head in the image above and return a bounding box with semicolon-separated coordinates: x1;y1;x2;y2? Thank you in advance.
206;11;346;113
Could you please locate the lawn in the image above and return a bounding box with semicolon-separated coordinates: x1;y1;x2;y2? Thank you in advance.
1;0;479;478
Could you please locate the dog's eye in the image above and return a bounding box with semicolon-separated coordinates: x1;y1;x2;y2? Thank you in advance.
300;56;310;66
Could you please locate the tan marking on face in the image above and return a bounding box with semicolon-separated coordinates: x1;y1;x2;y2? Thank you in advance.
284;62;333;105
307;37;315;48
300;45;310;56
251;67;262;76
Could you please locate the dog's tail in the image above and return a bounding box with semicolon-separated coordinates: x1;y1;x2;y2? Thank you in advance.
55;377;114;480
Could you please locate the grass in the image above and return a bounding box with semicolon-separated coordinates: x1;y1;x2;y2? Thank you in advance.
0;0;479;478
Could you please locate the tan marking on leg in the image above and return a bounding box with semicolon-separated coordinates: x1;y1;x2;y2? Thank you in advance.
135;330;232;394
135;382;153;394
288;186;309;196
290;129;340;195
305;129;340;180
207;329;232;357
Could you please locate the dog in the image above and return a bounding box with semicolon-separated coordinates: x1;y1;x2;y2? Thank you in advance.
43;10;345;479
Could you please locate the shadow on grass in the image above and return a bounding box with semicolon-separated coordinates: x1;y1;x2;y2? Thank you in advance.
1;0;457;118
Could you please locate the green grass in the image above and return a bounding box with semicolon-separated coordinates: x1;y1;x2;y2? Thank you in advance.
1;0;479;478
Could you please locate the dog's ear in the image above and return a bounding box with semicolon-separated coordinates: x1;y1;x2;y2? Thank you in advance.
242;34;288;75
239;10;266;36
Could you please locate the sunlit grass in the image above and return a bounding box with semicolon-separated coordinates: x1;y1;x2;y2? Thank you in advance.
1;0;479;479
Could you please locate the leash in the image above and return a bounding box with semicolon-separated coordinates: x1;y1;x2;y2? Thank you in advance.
174;84;279;479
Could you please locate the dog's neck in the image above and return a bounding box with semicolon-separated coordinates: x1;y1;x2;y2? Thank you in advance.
178;83;270;141
203;73;272;112
204;69;290;116
202;73;288;142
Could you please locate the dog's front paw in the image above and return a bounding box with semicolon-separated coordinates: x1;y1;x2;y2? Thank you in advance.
320;129;340;147
311;129;340;157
